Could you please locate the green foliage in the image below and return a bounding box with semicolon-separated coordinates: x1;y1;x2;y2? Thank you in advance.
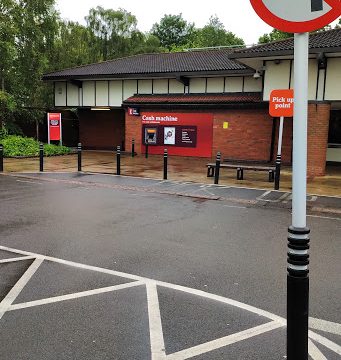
1;135;71;157
151;14;194;50
188;16;245;49
258;29;292;44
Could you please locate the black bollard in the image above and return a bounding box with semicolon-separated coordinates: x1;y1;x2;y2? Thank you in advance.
145;143;149;159
132;138;135;158
214;152;221;185
116;145;121;175
0;144;3;172
163;149;168;180
274;154;281;190
39;143;44;172
287;226;310;360
77;143;82;172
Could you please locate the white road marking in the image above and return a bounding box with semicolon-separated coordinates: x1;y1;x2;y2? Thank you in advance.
308;339;328;360
0;258;43;320
146;282;167;360
307;214;341;221
0;245;340;359
0;256;35;264
223;205;247;209
310;317;341;336
9;281;145;311
16;180;43;185
309;330;341;355
166;321;283;360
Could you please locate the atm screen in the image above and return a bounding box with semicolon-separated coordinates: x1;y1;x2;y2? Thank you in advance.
145;128;157;144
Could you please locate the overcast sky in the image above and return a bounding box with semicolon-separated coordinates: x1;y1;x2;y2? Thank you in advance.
55;0;276;45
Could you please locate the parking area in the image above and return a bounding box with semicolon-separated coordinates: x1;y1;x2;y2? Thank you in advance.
0;173;340;359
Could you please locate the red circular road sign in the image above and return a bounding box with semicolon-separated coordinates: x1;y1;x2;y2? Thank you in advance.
250;0;341;33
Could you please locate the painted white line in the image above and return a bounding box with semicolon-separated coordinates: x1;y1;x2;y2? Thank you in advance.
9;281;145;311
308;339;328;360
156;282;286;325
223;205;247;209
146;282;167;360
0;256;35;264
309;330;341;355
309;317;341;336
0;258;43;320
16;180;43;185
307;215;341;221
166;321;283;360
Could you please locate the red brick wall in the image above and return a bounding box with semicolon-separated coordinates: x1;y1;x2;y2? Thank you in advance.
307;103;330;177
125;105;330;177
212;109;274;162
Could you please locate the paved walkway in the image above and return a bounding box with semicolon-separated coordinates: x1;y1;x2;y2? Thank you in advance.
2;151;341;197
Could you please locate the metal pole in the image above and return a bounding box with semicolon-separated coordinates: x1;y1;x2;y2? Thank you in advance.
0;144;3;172
145;143;149;159
163;149;168;180
287;32;310;360
47;114;50;145
116;145;121;175
132;138;135;158
214;152;221;185
39;143;44;172
275;116;284;190
77;143;82;172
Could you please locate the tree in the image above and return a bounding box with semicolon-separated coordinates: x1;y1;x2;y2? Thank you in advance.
0;0;17;92
86;7;138;60
189;16;245;48
258;29;292;44
151;14;194;50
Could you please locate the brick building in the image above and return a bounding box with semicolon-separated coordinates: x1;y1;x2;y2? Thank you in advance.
43;29;341;177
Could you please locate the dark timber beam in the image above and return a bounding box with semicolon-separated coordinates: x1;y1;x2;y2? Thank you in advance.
176;76;190;87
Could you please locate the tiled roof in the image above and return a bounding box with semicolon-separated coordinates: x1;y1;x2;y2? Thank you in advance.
43;49;251;80
123;92;263;105
230;28;341;58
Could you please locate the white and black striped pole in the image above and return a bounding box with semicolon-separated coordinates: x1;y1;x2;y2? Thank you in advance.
0;144;3;172
163;149;168;180
287;32;310;360
275;116;284;190
116;145;121;175
39;143;44;172
77;143;82;172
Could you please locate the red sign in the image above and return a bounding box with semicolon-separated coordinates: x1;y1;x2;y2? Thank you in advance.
269;89;294;117
141;112;213;157
250;0;341;33
48;113;62;141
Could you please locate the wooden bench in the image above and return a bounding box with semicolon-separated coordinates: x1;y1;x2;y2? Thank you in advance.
207;163;275;182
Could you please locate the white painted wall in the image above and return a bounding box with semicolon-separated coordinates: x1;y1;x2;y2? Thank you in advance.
109;80;123;106
82;81;96;106
66;83;79;106
169;79;184;93
225;77;243;92
244;76;263;92
206;77;224;93
138;80;153;94
96;81;109;106
153;79;169;94
189;78;206;93
325;58;341;101
263;60;291;100
290;59;318;100
123;80;137;100
55;82;66;107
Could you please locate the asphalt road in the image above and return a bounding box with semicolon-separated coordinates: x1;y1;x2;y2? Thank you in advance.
0;173;340;359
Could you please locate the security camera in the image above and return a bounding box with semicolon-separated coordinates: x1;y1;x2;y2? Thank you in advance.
253;71;261;79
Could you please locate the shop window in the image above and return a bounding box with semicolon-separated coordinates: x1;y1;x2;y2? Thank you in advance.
328;110;341;146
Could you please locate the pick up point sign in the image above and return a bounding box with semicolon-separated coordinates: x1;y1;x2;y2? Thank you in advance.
269;89;294;117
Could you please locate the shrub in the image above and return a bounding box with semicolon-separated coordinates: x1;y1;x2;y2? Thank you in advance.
1;135;71;157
